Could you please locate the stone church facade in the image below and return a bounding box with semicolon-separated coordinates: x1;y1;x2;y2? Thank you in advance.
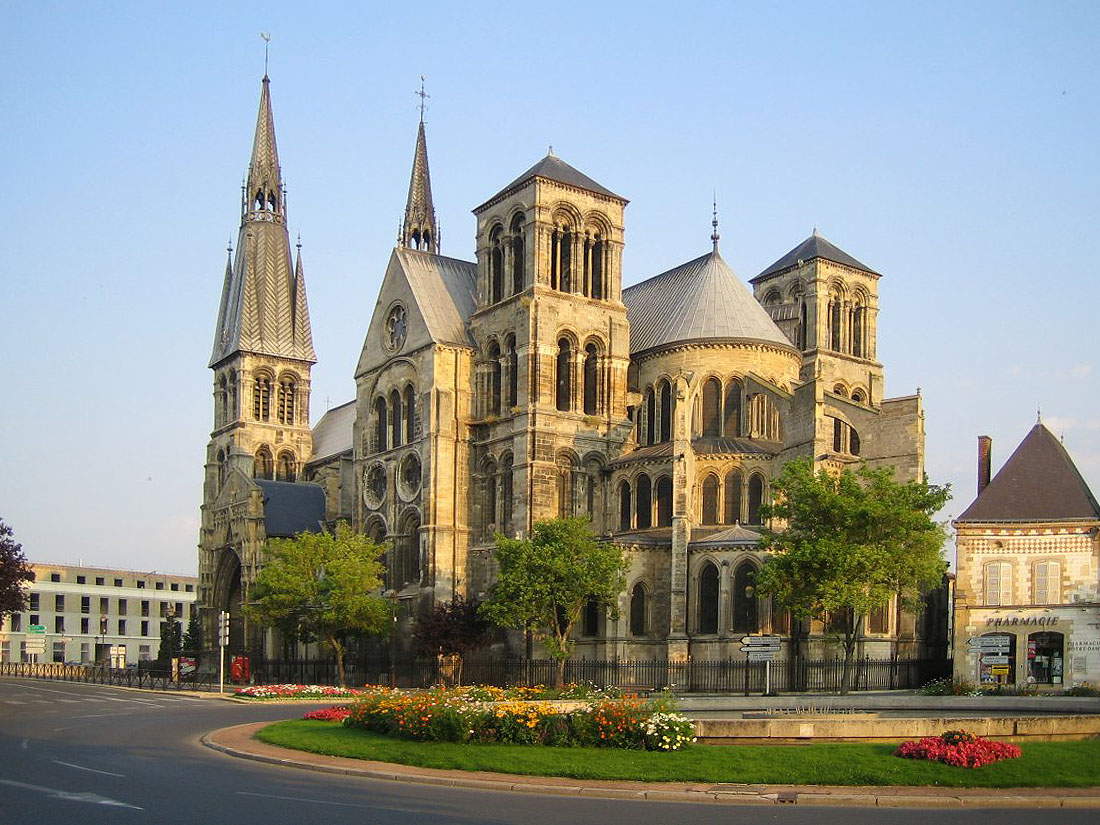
199;74;939;662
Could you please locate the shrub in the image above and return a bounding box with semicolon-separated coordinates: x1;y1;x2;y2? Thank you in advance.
895;730;1021;768
1065;683;1100;697
917;677;981;696
641;712;696;751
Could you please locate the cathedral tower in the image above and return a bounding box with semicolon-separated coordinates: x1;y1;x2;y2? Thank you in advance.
467;153;633;544
199;73;316;648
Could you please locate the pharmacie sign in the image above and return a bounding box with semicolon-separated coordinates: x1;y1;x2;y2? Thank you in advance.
984;615;1059;628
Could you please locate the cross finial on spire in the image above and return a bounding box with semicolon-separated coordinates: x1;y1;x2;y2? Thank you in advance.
296;232;302;251
416;76;430;123
260;31;271;77
548;144;554;156
1037;405;1042;424
711;193;720;251
813;225;820;237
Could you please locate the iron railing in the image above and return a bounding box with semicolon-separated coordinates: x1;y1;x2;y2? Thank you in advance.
0;662;215;691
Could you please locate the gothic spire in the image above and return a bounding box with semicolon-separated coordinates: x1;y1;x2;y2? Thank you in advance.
210;74;315;367
399;83;439;254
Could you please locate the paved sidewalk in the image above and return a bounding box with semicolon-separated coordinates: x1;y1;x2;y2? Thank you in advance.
202;722;1100;809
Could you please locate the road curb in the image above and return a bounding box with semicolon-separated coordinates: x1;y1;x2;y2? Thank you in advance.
200;722;1100;809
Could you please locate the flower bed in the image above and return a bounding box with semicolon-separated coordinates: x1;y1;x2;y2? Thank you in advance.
302;705;352;722
335;686;695;751
234;684;367;700
895;729;1022;768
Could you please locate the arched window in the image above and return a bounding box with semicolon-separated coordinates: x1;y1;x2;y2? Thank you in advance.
556;338;572;411
724;379;742;437
482;458;498;535
556;455;574;518
253;374;271;421
701;474;720;525
658;380;672;442
747;474;765;524
216;449;226;487
488;341;502;417
403;385;415;442
276;451;296;482
227;370;237;422
828;289;843;351
590;237;604;300
629;583;647;636
277;377;296;425
217;376;227;425
619;481;632;531
833;417;844;453
702;377;721;437
851;298;866;357
698;562;719;634
374;396;388;452
584;457;602;517
506;336;519;408
583;343;598;415
501;455;514;535
868;601;889;633
390;389;402;448
644;388;656;446
559;228;573;292
510;214;525;294
253;446;273;480
655;476;673;527
1034;561;1060;604
397;512;421;588
833;384;848;397
851;388;866;405
582;597;600;637
489;225;504;304
732;561;758;633
636;474;652;529
724;470;743;524
798;299;808;350
849;426;861;456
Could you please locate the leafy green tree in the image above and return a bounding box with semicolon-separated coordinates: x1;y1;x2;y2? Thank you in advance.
245;522;388;687
182;610;203;652
0;518;33;625
753;459;949;693
157;613;182;666
481;517;628;686
413;595;492;686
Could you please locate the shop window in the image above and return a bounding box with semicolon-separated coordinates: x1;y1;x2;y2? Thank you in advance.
1027;631;1064;685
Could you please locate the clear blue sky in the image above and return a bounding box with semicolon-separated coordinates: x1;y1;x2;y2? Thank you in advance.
2;2;1098;575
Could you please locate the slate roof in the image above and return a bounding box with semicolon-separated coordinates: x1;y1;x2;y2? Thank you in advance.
692;436;782;457
398;248;478;346
956;424;1100;522
310;400;355;463
479;152;624;209
254;480;326;537
753;231;878;283
623;250;794;355
690;525;762;548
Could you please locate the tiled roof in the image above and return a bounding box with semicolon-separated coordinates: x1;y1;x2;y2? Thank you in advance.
309;400;355;463
753;231;878;282
623;250;793;354
956;424;1100;522
479;152;624;208
254;480;326;537
398;248;477;346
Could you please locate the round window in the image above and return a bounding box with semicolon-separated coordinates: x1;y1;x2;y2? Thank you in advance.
363;463;387;508
385;304;407;352
398;452;422;498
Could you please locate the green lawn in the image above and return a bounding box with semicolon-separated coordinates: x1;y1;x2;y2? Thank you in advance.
255;721;1100;788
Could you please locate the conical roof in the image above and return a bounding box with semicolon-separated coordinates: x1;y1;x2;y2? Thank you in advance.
400;119;439;253
957;424;1100;522
752;231;878;282
623;250;794;355
477;152;624;210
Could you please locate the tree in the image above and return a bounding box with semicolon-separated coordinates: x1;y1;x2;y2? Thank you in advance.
157;613;182;666
0;518;33;625
481;517;628;686
753;459;949;694
182;610;203;652
413;595;492;686
245;522;388;687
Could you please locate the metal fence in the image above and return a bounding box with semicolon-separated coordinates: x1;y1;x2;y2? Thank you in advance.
0;662;215;692
247;654;950;693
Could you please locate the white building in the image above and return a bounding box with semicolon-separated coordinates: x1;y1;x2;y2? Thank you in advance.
0;563;197;666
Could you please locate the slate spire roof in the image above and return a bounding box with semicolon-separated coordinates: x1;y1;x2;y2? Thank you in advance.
623;249;794;355
752;229;878;282
399;118;439;254
478;150;625;210
956;424;1100;522
210;75;316;367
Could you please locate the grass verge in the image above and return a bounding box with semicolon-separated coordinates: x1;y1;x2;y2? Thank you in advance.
255;721;1100;788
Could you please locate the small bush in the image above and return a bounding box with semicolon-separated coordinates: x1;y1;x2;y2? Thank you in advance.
1065;683;1100;697
917;677;981;696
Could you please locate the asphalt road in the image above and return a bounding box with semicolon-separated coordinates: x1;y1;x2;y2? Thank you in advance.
0;677;1092;824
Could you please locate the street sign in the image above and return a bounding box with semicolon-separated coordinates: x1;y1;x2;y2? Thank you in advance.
24;639;46;654
981;655;1010;665
741;635;782;647
28;624;46;634
745;651;777;662
970;643;1011;653
967;636;1011;648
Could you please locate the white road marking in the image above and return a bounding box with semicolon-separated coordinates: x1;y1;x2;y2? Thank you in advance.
53;759;125;777
20;739;29;750
6;699;26;704
0;779;142;809
237;790;394;810
75;712;133;719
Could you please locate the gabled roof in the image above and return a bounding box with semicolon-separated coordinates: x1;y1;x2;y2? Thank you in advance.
690;525;762;548
254;480;326;537
623;250;794;355
398;247;477;346
956;424;1100;522
310;400;355;464
477;152;624;210
752;231;878;283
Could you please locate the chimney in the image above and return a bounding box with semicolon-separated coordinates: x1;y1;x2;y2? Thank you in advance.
977;435;992;495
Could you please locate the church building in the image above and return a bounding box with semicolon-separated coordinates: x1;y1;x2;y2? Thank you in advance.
199;74;937;663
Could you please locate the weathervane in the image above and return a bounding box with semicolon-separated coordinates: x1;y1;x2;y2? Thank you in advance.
416;76;430;122
711;192;720;251
261;31;271;76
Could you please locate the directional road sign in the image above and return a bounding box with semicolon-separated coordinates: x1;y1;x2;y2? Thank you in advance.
745;651;777;662
28;624;46;634
741;635;782;647
967;637;1011;648
981;655;1011;665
